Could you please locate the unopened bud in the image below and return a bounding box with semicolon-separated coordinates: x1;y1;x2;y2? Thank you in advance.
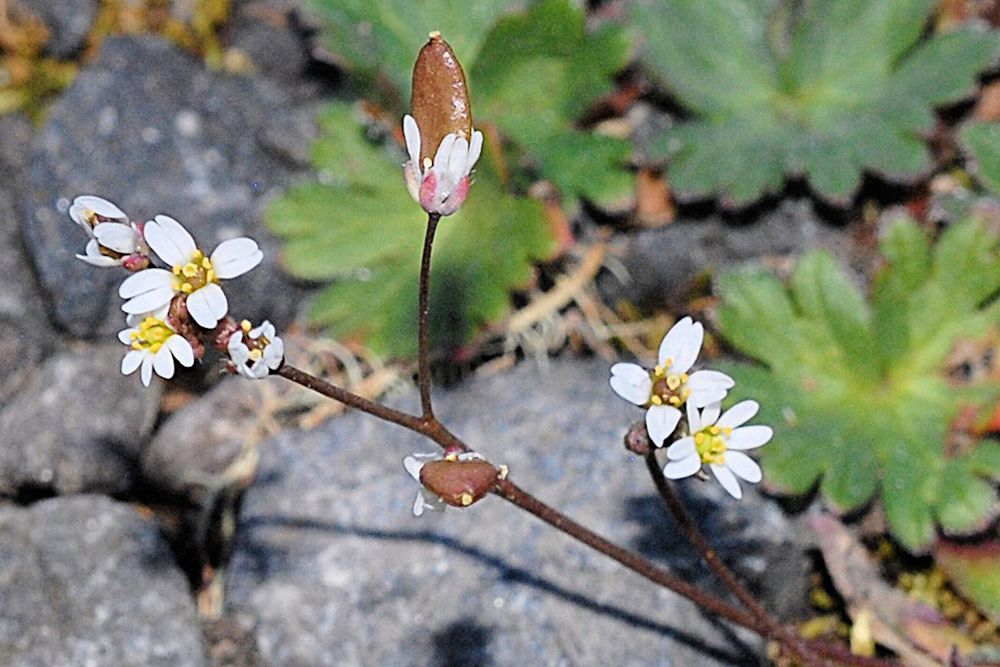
411;31;472;162
624;421;654;456
419;452;499;508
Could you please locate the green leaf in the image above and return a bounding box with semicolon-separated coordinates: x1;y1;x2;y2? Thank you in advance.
717;216;1000;551
305;0;521;105
636;0;1000;204
961;120;1000;195
935;539;1000;624
267;103;558;358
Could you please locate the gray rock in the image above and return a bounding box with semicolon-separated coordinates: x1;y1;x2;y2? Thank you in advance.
142;377;264;501
0;495;207;667
602;199;850;311
229;3;309;84
0;114;55;407
19;0;98;58
24;35;312;338
0;343;161;497
229;359;807;665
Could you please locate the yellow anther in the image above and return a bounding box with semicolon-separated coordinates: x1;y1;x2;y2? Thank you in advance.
444;452;458;462
662;357;673;368
180;283;193;294
650;395;663;406
653;365;664;376
201;257;212;269
694;432;705;445
241;320;252;332
192;250;204;262
460;493;473;506
679;373;689;382
668;396;681;406
172;265;182;275
182;263;199;278
131;342;142;350
666;375;681;390
249;349;263;361
721;427;733;436
422;157;432;170
709;426;720;435
207;269;216;283
149;342;162;353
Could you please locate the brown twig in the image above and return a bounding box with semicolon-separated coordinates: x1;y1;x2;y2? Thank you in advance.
417;212;441;420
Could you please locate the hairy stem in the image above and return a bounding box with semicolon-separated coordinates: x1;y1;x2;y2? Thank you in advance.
417;212;441;420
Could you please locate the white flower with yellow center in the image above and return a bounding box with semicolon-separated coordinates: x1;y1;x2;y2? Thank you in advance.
663;400;773;499
609;317;734;446
227;319;284;379
118;314;195;387
118;215;263;328
69;195;148;268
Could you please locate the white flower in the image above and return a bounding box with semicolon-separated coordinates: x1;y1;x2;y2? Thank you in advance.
69;195;148;268
118;215;263;328
609;317;734;447
402;114;483;216
118;314;195;387
227;319;284;379
663;400;773;499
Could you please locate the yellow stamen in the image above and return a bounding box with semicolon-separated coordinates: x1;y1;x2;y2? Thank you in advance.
650;395;663;406
460;493;473;506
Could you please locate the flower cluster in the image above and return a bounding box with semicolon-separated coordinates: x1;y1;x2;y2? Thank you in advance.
610;317;773;499
69;195;284;386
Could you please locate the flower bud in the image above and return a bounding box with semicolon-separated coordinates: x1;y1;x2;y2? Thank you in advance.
402;32;483;217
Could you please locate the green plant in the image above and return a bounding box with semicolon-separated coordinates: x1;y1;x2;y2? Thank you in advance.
716;215;1000;550
633;0;1000;206
267;104;557;358
272;0;633;357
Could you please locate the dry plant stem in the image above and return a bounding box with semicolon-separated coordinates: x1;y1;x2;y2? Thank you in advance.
417;212;442;420
643;452;826;666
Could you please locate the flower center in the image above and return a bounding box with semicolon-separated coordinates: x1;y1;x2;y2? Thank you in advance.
129;316;174;353
648;359;691;407
239;320;271;362
693;425;733;465
172;249;217;294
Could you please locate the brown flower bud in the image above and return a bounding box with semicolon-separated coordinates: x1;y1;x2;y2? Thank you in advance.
419;454;499;508
624;420;654;456
410;31;472;163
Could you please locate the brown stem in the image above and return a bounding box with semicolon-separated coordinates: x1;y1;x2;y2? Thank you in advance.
643;450;823;664
275;364;878;663
417;212;441;420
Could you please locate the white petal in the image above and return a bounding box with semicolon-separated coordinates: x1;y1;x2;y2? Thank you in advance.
77;246;120;267
211;238;263;279
466;130;483;172
646;404;682;447
728;425;773;450
663;453;702;479
403;455;425;481
433;133;457;170
685;400;702;432
146;215;196;266
118;328;136;345
119;268;173;298
725;452;762;482
140;356;154;387
166;335;194;367
403;115;421;165
445;136;469;187
152;345;176;379
121;288;176;315
672;320;703;374
658;317;695;368
93;223;139;253
666;436;695;461
264;340;284;369
187;283;228;328
121;349;144;375
699;401;722;427
609;363;652;405
710;464;742;499
411;491;426;517
71;196;127;226
687;370;735;407
718;400;759;429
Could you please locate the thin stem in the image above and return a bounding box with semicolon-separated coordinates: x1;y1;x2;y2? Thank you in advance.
417;212;441;420
274;366;898;665
494;478;766;634
643;452;823;666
